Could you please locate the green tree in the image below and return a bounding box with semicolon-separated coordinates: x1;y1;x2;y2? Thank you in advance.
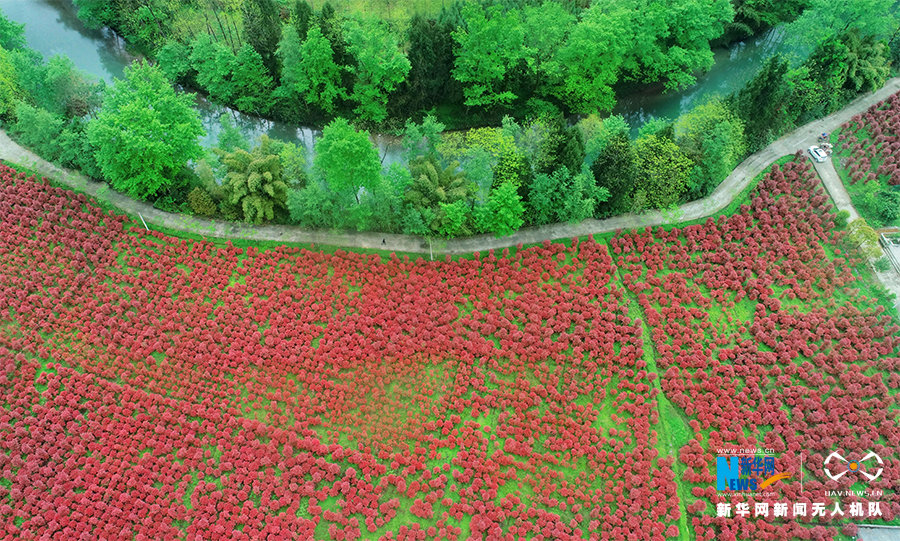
12;102;64;160
282;24;345;113
452;2;527;109
554;1;628;113
72;0;118;30
215;135;289;224
294;0;314;42
475;181;524;238
591;132;637;217
190;33;237;104
847;218;883;260
437;199;472;238
729;54;792;152
156;41;194;83
231;43;274;114
314;118;381;203
633;134;692;209
87;61;205;200
578;113;630;166
403;114;446;161
242;0;282;75
522;2;573;95
401;15;458;114
788;0;899;48
406;154;476;233
527;166;604;226
0;47;23;120
343;17;411;123
0;8;25;50
674;99;746;198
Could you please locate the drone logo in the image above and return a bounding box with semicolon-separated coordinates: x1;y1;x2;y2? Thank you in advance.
824;451;884;482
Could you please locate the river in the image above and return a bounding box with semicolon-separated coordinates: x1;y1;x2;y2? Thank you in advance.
0;0;790;159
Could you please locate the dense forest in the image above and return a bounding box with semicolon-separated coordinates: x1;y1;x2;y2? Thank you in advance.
0;0;898;237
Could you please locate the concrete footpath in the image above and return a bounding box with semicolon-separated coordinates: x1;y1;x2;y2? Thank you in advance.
1;76;900;256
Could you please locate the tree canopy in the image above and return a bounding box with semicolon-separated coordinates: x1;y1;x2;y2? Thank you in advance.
87;61;204;200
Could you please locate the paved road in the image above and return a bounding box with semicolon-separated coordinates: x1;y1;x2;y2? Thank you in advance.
2;76;900;257
814;156;900;312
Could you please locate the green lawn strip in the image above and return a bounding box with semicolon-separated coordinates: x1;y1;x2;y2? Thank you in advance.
615;264;692;541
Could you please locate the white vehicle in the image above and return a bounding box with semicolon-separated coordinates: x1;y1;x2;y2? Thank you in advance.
808;146;828;162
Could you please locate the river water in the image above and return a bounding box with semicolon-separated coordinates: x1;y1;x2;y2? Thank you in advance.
0;0;789;160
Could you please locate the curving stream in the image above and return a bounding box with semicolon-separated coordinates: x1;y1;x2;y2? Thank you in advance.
1;0;791;162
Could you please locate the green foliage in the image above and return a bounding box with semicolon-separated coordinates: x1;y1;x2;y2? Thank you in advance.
527;166;601;226
674;99;746;199
0;8;25;51
231;44;274;114
452;2;527;109
788;0;898;48
834;209;851;229
402;15;457;114
0;47;23;120
847;218;882;260
637;117;672;139
633;134;692;209
294;0;314;42
554;2;626;113
12;102;64;160
156;41;194;83
343;16;411;123
242;0;282;74
313;118;381;202
475;181;524;238
436;199;471;238
216;114;251;153
190;33;238;104
187;186;219;217
87;61;205;200
287;181;342;228
10;52;103;119
403;113;446;161
73;0;118;29
877;189;900;223
271;139;308;187
215;135;289;224
522;1;573;95
591;132;637;217
578;114;629;166
532;114;585;175
874;257;892;272
730;54;793;152
406;154;475;233
280;24;346;113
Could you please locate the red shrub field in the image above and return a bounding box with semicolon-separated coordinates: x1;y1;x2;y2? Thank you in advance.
0;154;898;541
836;93;900;186
613;157;900;540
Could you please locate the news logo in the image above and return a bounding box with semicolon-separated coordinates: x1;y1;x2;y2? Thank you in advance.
824;451;884;482
717;455;791;491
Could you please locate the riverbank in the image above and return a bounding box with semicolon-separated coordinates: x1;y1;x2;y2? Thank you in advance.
3;77;899;256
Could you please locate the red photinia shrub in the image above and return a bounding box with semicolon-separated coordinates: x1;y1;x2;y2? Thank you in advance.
0;159;895;541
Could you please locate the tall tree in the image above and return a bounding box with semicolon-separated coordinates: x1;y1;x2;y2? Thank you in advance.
452;2;528;109
279;24;346;113
242;0;282;75
0;8;25;50
475;181;524;238
591;132;636;217
294;0;314;42
522;2;573;95
314;118;381;204
231;43;274;114
554;1;629;112
87;61;205;200
400;15;458;114
729;54;792;152
215;135;289;224
343;17;411;123
633;134;692;209
788;0;899;48
190;33;238;104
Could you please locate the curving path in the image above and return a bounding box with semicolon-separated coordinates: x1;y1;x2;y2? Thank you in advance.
2;77;900;257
